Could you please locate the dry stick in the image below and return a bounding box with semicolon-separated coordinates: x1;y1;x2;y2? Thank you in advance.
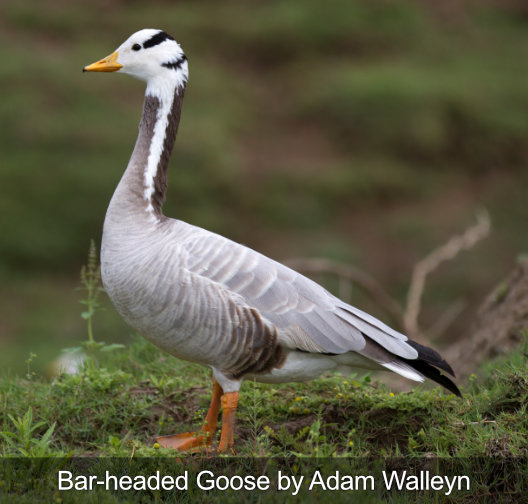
404;209;491;343
284;257;405;329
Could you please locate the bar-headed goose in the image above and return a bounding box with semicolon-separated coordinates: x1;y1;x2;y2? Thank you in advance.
83;29;460;453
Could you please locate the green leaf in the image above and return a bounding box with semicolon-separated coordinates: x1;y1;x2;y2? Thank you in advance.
38;422;56;447
100;344;126;353
29;420;47;434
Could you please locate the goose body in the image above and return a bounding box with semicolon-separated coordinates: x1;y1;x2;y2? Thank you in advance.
84;29;459;452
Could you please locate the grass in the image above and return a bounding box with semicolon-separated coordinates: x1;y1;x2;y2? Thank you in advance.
0;334;527;501
5;337;526;459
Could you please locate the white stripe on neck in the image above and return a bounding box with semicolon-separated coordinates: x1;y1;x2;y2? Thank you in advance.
143;69;187;220
143;93;172;217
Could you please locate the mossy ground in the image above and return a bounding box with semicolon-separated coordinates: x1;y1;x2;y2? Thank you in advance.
1;334;527;502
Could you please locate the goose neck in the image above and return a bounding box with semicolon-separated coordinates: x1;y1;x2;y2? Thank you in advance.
109;81;185;224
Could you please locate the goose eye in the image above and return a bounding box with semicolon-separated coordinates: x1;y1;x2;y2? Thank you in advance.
132;44;141;51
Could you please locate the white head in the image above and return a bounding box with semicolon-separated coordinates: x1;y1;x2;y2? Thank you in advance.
84;29;188;94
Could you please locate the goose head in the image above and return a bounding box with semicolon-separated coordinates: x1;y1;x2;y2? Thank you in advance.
83;29;188;93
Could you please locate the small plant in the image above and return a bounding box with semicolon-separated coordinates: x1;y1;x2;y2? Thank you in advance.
0;407;56;457
80;239;103;348
24;352;37;380
64;240;124;371
246;381;264;455
306;418;335;457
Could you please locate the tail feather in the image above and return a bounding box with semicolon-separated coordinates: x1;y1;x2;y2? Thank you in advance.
405;339;456;377
400;356;461;397
360;336;461;397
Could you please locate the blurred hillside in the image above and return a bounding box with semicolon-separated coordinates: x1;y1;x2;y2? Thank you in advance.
0;0;527;373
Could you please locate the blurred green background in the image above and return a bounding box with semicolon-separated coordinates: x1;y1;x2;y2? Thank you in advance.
1;0;527;374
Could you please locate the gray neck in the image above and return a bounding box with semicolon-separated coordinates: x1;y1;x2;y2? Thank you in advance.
107;85;184;223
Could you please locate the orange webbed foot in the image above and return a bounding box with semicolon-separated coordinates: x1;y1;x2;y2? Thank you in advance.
156;431;212;451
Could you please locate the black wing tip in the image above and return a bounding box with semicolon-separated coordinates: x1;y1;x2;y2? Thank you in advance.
406;339;456;378
401;356;462;397
403;339;461;396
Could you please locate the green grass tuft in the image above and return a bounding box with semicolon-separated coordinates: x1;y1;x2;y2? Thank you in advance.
1;334;527;459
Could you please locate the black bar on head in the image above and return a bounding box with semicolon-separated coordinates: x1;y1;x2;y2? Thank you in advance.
143;31;174;49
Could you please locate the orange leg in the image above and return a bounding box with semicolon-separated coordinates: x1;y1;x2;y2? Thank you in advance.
156;379;223;451
217;391;239;453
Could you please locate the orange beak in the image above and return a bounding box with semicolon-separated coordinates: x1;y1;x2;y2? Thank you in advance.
83;50;123;72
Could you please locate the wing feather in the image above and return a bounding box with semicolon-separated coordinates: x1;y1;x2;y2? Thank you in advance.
180;228;414;359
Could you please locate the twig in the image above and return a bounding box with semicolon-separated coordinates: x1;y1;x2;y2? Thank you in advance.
284;258;405;329
404;209;491;341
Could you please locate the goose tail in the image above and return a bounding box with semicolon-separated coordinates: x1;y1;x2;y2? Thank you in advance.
398;339;461;397
358;337;462;397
